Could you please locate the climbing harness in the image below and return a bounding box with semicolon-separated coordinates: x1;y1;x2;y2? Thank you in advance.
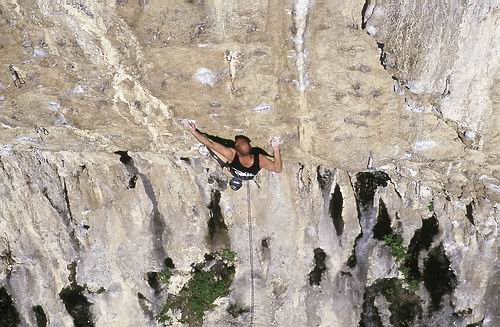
246;181;255;327
205;146;260;191
9;65;25;87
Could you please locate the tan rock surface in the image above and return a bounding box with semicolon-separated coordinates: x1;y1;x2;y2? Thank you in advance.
0;1;498;326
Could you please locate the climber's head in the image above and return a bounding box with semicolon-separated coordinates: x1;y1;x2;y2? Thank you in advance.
235;135;252;155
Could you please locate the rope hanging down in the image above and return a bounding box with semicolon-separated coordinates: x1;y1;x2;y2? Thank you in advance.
246;181;255;327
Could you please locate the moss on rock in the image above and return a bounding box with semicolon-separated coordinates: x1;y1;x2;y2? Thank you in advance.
156;248;236;326
360;278;422;327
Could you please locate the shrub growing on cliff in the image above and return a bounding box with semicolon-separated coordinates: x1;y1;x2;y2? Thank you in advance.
156;248;237;326
383;233;407;261
158;257;175;285
427;201;434;212
360;278;422;327
382;232;419;291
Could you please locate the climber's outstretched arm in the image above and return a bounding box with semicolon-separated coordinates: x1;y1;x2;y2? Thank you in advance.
259;141;282;173
185;122;235;161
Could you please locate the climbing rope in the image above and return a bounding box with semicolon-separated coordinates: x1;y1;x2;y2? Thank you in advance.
246;181;255;327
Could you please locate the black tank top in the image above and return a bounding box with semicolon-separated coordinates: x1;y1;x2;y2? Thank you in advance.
229;152;260;179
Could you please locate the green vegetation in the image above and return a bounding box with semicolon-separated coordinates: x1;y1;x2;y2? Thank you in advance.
427;201;434;212
219;248;237;264
158;267;173;285
347;253;357;268
382;232;419;291
146;257;175;294
360;278;422;327
156;248;237;326
383;233;407;261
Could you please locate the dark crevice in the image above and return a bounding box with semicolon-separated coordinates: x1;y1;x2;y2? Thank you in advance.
164;257;175;269
115;150;133;165
354;171;390;210
59;261;94;327
347;233;362;268
146;257;175;295
261;237;271;264
403;214;439;280
441;75;451;98
227;302;250;318
114;150;167;260
142;175;166;260
32;305;48;327
137;292;154;320
62;178;81;250
341;270;352;277
146;272;161;294
62;178;74;223
359;278;422;327
361;0;370;29
348;171;390;269
41;182;80;250
388;179;403;199
466;200;475;225
261;237;270;248
41;187;64;217
360;297;383;327
317;165;334;196
297;163;310;187
377;43;387;68
373;199;392;240
0;287;20;327
0;157;14;187
207;189;230;250
329;184;344;235
308;248;327;286
128;175;138;189
423;242;458;310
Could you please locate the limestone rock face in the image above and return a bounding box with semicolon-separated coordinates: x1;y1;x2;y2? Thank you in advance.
363;0;500;146
0;1;498;327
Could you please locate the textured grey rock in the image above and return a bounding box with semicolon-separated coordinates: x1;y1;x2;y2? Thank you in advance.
0;0;498;326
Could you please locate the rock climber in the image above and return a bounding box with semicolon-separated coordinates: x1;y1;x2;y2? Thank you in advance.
184;121;282;190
